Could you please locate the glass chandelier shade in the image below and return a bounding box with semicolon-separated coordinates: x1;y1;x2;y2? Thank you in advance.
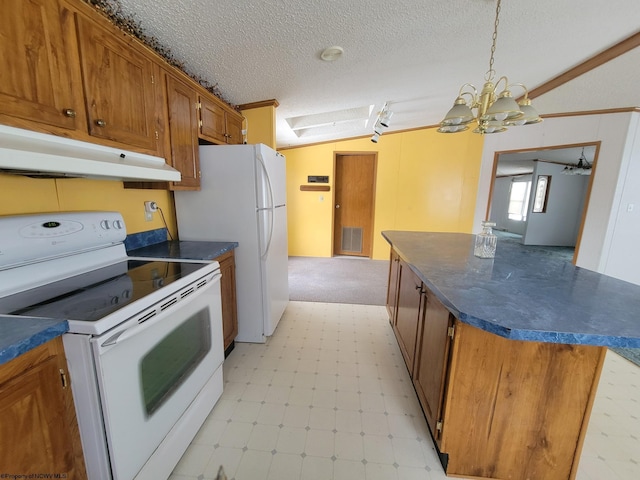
437;0;542;134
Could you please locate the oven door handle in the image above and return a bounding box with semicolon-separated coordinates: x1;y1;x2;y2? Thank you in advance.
99;272;222;349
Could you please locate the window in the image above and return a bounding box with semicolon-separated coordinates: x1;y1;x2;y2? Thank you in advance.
507;180;531;221
532;175;551;213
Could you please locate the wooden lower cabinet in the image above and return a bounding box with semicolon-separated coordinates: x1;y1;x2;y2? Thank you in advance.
412;291;453;444
0;337;87;479
439;322;605;480
386;248;605;480
392;259;423;372
386;249;401;322
217;250;238;355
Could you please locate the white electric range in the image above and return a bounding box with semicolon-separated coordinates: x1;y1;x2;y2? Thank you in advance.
0;211;224;480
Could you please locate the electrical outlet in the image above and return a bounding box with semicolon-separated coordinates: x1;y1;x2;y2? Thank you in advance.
144;201;158;213
144;201;157;221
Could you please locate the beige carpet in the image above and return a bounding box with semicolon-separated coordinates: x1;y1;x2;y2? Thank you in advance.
288;256;389;305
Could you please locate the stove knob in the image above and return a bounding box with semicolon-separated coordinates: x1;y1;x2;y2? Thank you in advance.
100;220;111;230
113;220;124;230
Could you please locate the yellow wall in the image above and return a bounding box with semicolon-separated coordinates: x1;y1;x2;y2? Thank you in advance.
0;121;481;258
241;105;277;148
283;127;484;260
0;174;176;236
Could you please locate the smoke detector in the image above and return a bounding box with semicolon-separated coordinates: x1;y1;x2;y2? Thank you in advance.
320;46;344;62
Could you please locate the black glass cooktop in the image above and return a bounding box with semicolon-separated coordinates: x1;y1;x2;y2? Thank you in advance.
0;259;207;322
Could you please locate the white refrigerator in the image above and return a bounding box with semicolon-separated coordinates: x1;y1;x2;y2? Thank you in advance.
174;144;289;343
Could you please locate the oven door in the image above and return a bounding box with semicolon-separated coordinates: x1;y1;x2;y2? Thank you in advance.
92;271;223;480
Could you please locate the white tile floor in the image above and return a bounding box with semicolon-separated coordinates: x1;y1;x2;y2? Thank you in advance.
170;301;640;480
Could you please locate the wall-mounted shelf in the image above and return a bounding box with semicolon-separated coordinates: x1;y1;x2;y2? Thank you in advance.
300;185;330;192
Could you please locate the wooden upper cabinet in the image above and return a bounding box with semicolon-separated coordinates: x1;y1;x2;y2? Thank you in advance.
225;110;244;144
165;73;200;190
75;14;158;151
0;0;86;131
199;95;243;144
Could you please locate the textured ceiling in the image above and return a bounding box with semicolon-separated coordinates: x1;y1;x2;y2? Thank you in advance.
115;0;640;149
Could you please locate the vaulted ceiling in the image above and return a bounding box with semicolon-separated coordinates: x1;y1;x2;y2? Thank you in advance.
115;0;640;149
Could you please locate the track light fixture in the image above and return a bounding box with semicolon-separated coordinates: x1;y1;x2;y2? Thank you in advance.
437;0;542;134
371;103;393;143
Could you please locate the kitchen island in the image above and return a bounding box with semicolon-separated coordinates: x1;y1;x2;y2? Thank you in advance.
383;231;640;480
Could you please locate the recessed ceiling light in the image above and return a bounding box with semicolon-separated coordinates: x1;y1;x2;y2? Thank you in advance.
320;46;343;62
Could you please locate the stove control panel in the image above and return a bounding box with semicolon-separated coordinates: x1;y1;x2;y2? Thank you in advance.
20;219;84;238
0;211;127;269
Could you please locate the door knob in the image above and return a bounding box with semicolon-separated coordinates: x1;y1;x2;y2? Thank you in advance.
335;204;340;209
95;119;107;127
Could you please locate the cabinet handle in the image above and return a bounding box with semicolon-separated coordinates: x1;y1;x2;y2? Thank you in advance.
95;119;107;127
63;108;76;118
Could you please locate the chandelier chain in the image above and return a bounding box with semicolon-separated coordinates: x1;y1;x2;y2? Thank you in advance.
486;0;501;82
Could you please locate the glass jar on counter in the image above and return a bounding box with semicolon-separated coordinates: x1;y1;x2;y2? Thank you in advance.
474;221;497;258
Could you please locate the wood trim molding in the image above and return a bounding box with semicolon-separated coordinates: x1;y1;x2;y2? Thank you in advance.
238;99;279;110
300;185;330;191
540;107;640;118
527;31;640;100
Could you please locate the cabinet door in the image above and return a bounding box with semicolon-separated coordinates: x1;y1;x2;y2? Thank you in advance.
0;338;87;479
413;292;453;444
225;111;244;144
76;15;157;151
199;96;227;144
199;96;244;144
217;250;238;352
386;249;401;324
166;74;200;190
0;0;85;131
393;261;422;374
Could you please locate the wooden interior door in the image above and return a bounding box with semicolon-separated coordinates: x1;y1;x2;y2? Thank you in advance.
333;153;377;257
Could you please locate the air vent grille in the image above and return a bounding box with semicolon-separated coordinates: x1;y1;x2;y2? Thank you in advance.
138;310;157;324
160;297;178;311
341;227;363;253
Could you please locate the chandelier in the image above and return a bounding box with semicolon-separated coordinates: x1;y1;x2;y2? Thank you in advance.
437;0;542;134
562;147;592;175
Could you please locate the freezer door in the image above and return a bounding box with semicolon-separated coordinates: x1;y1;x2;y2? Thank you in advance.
256;144;287;208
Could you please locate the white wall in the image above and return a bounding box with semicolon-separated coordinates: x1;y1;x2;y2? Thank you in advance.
522;162;589;246
599;114;640;284
474;111;638;281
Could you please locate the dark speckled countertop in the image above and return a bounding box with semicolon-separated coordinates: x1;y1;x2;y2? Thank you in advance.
127;240;238;261
383;231;640;348
0;239;237;366
0;316;68;366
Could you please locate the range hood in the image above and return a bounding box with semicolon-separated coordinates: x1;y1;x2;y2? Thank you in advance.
0;124;181;182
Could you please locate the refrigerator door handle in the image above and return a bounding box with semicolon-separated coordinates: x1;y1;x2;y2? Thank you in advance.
256;152;275;210
256;153;275;259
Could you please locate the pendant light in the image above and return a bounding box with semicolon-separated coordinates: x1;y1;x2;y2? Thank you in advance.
438;0;542;134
